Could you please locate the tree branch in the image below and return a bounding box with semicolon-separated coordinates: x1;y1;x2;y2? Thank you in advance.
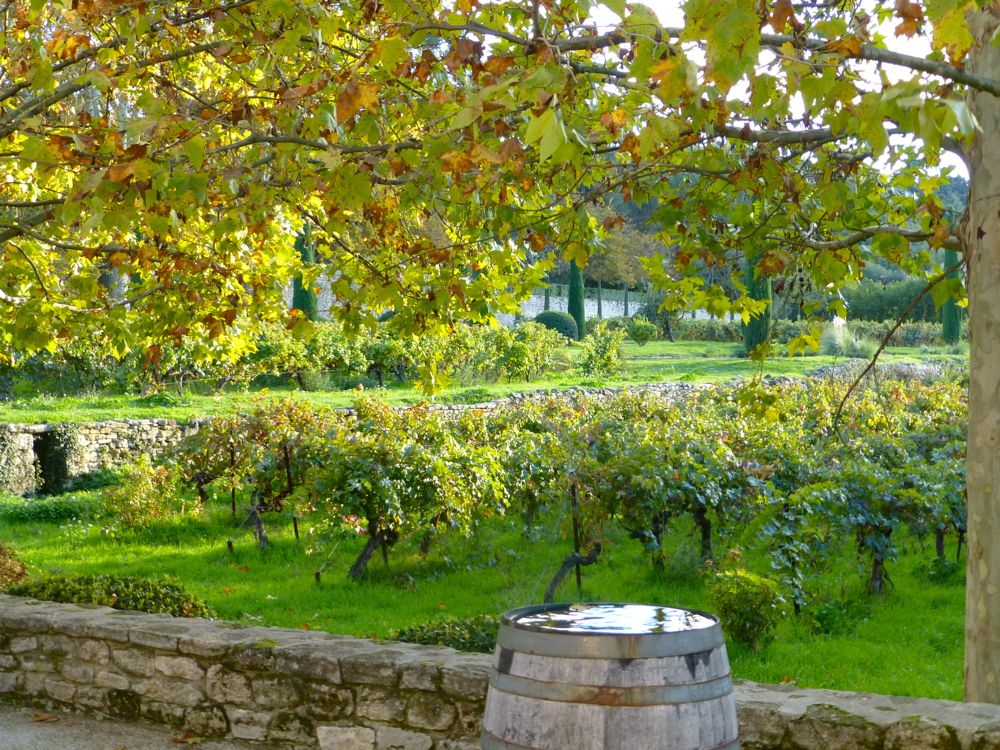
831;254;968;433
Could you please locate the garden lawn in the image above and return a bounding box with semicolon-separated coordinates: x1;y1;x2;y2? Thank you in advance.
0;490;965;700
0;342;965;424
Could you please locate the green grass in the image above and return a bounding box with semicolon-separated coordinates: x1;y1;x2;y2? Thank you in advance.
0;490;965;700
0;342;966;424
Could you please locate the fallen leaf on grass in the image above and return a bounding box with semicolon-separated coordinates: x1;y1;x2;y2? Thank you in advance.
33;712;60;722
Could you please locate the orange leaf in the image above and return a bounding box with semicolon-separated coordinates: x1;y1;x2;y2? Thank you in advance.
599;109;627;134
336;80;379;124
826;37;862;56
280;78;329;101
768;0;800;33
105;162;135;184
33;713;60;723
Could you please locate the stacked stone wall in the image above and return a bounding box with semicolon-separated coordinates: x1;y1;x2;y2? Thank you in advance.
3;595;1000;749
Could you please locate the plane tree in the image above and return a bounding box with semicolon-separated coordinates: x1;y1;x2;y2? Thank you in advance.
3;0;1000;700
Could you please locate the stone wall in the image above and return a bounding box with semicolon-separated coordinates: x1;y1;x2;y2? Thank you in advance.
4;594;1000;750
0;419;204;496
0;426;36;496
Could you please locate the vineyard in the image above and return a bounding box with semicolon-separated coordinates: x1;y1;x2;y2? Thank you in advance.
0;377;968;697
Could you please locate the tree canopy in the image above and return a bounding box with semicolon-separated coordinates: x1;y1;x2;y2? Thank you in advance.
5;0;1000;702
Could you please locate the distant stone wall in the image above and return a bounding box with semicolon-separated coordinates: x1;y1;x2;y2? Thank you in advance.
0;419;204;496
4;594;1000;749
0;427;36;495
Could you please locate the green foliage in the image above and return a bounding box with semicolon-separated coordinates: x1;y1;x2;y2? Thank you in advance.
709;569;786;650
101;455;183;530
568;261;586;340
578;323;625;378
7;575;214;618
36;424;84;495
842;277;938;323
291;231;320;322
0;542;28;589
742;260;772;356
941;249;963;345
819;324;878;359
0;492;98;524
627;316;659;347
533;311;579;340
391;614;500;653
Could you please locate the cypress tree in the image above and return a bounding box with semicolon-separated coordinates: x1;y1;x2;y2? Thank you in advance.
741;257;772;355
942;248;962;344
291;228;320;321
568;260;586;339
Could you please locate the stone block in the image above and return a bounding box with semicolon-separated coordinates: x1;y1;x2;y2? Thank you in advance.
737;704;788;749
206;665;253;704
302;680;354;720
398;660;440;692
136;678;204;707
78;639;110;664
39;634;77;657
884;717;960;750
24;672;46;695
18;655;56;673
784;703;884;750
0;655;14;668
75;686;107;709
341;652;399;686
10;635;37;653
273;644;342;682
228;708;272;741
453;700;483;738
111;647;156;677
357;686;406;722
60;661;95;684
252;677;300;708
44;677;77;703
94;670;129;690
376;726;433;750
317;725;376;750
440;661;489;699
0;670;22;693
155;655;204;681
406;693;457;731
267;711;315;744
141;700;186;727
185;705;229;737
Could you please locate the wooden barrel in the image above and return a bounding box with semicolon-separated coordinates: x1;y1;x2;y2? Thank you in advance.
481;603;739;750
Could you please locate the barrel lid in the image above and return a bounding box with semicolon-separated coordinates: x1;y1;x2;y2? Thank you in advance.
497;603;724;659
503;603;717;635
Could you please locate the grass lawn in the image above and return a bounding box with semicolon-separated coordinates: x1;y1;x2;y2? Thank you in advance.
0;341;967;424
0;490;965;700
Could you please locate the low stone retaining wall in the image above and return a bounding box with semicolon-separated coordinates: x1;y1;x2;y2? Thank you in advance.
2;594;1000;749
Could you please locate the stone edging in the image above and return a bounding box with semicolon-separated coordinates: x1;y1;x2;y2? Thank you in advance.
2;594;999;749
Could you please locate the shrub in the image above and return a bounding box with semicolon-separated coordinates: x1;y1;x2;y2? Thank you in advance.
0;492;98;523
392;614;500;653
709;569;786;649
578;323;626;378
819;324;877;358
101;455;183;529
672;318;743;342
627;316;659;346
534;311;578;341
0;543;28;588
7;575;214;618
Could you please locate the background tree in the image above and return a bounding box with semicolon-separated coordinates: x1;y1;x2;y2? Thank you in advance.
742;257;772;356
568;260;586;340
291;229;320;322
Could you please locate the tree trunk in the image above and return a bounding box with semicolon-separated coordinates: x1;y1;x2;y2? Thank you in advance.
348;531;385;580
624;287;629;317
693;506;712;561
936;528;947;561
544;285;550;311
964;7;1000;704
597;279;603;319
